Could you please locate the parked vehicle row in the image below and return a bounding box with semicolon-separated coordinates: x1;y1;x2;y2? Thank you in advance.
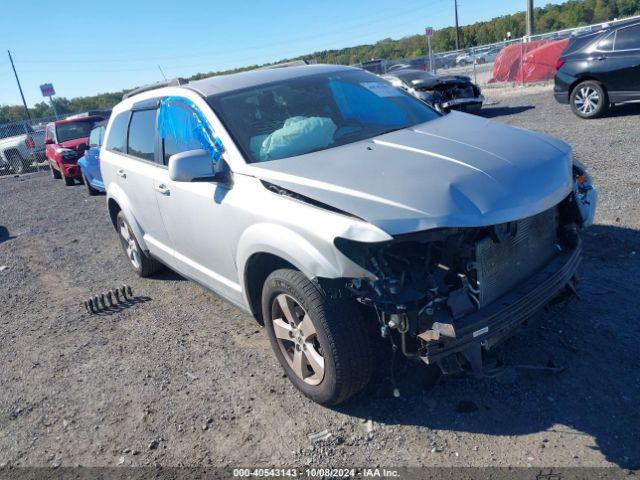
96;64;595;406
45;114;107;185
455;46;502;65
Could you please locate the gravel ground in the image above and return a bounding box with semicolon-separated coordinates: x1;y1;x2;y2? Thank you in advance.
1;86;639;471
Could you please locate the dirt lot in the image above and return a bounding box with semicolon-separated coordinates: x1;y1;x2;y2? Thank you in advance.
1;86;639;471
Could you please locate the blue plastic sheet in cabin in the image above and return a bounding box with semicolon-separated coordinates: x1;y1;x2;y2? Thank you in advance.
157;96;224;162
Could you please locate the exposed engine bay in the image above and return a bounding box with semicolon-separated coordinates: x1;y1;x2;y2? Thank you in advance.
382;69;484;113
413;78;483;113
322;168;595;376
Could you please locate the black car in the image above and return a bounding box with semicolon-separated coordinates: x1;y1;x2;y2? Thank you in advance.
554;18;640;118
382;69;484;113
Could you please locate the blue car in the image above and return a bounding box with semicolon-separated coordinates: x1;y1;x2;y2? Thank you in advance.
78;121;106;195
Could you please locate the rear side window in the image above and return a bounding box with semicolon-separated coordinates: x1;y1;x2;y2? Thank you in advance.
105;113;129;153
127;109;157;161
615;25;640;50
88;126;102;147
595;31;615;51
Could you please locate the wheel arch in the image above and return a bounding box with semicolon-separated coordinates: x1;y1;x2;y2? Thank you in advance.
237;223;343;324
243;252;297;325
105;188;149;252
107;197;121;229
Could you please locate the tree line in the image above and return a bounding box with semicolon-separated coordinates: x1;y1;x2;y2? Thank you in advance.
1;0;638;124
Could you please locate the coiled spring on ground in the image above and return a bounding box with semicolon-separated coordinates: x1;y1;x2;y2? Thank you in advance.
84;285;134;314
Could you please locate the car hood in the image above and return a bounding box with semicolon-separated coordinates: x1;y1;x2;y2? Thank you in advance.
249;111;573;235
412;75;472;90
59;137;89;151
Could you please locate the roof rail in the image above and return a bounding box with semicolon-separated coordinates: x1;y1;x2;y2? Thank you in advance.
259;59;316;70
122;78;189;100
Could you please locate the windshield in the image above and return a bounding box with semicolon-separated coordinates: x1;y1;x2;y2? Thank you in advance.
56;120;99;143
207;69;440;163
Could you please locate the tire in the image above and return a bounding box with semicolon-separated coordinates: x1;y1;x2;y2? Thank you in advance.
261;269;373;405
50;162;62;179
570;80;609;119
116;211;163;277
64;175;75;186
6;151;26;174
82;172;99;196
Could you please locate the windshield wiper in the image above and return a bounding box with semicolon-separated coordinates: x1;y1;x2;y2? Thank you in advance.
375;125;408;137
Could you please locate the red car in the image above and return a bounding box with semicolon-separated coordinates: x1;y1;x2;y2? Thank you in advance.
45;115;105;185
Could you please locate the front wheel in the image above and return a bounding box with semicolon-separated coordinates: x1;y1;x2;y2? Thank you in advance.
570;81;608;119
50;162;62;179
262;269;373;405
63;175;75;186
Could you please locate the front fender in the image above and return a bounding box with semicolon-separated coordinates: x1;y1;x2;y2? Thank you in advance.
236;223;341;284
105;183;149;252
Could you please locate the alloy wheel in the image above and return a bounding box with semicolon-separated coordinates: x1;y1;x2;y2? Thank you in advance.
271;293;325;386
574;86;600;115
119;220;141;269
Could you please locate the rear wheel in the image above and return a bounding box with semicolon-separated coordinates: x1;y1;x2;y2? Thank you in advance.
571;81;608;119
116;211;163;277
262;269;373;405
6;151;28;174
63;175;75;186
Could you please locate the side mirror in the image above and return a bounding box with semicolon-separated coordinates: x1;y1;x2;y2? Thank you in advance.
45;138;54;144
168;149;230;183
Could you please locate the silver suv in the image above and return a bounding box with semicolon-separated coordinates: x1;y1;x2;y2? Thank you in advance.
102;65;596;405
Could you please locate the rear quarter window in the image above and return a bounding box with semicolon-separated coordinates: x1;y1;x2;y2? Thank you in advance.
105;112;129;153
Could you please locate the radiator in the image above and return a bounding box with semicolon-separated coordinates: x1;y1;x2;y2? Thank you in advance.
475;207;559;307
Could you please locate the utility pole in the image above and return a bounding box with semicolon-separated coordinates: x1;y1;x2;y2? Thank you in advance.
454;0;461;50
526;0;535;37
7;50;31;122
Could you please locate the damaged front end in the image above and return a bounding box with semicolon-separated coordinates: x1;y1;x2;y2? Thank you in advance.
412;78;484;113
323;170;595;377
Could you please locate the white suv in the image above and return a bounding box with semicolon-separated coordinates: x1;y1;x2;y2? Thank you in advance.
102;65;596;405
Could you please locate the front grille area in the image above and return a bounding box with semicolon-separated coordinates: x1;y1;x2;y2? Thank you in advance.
451;85;476;99
475;207;559;307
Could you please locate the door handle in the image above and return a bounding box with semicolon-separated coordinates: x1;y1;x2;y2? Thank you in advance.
596;56;607;61
116;169;126;178
154;184;170;195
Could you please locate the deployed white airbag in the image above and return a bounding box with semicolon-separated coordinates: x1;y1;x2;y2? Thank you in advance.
256;116;337;161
